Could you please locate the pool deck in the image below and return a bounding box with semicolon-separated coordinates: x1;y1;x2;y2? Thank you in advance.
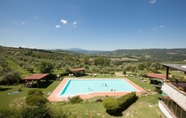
47;78;146;101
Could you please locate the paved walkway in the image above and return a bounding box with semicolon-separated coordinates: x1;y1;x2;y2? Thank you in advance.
47;78;146;101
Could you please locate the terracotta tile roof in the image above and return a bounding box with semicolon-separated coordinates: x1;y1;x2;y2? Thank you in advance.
69;68;85;72
22;73;49;80
147;73;166;80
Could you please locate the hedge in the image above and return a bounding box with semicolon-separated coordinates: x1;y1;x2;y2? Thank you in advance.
102;97;120;115
102;92;137;115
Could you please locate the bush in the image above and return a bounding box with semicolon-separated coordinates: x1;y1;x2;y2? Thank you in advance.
102;92;137;115
28;89;43;96
26;89;48;106
102;97;120;115
19;105;51;118
69;96;83;104
117;92;137;112
0;108;19;118
26;95;48;106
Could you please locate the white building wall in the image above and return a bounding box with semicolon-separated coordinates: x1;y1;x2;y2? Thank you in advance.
158;101;173;118
161;82;186;111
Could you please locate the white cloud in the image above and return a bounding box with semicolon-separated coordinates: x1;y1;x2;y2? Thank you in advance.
160;25;165;28
34;16;38;19
9;28;12;30
73;22;77;25
150;0;156;4
153;28;156;31
22;22;25;24
138;29;142;32
73;26;76;28
55;25;61;28
61;19;67;24
11;21;15;23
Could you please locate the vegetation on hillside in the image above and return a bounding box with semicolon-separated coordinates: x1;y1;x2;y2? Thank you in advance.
1;45;186;85
97;48;186;62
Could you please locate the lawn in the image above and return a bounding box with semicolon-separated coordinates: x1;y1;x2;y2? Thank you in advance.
0;75;166;118
53;94;165;118
0;81;61;108
54;77;166;118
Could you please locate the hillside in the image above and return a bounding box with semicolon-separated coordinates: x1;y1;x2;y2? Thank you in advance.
0;46;83;79
96;48;186;62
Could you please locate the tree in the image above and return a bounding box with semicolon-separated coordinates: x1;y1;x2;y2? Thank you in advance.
82;55;90;65
39;61;54;73
1;70;21;85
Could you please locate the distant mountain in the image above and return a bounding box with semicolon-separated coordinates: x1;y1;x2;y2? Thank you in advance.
65;48;107;54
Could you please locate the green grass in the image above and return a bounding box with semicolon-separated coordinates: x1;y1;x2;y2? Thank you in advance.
52;94;165;118
128;77;155;91
6;58;30;78
0;81;61;108
0;75;166;117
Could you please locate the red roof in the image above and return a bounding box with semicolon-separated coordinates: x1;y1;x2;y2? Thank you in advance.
70;68;85;72
22;74;49;80
147;73;166;80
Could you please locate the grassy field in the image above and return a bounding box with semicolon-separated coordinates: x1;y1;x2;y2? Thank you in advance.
0;75;166;118
6;58;31;78
0;81;61;108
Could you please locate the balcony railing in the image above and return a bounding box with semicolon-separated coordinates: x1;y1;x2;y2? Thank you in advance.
161;82;186;111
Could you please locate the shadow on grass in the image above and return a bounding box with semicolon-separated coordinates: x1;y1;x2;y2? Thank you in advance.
32;82;53;88
0;87;11;91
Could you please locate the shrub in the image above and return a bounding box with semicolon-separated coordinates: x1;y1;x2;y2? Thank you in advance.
28;89;43;96
26;89;48;106
102;92;137;115
0;108;19;118
69;96;83;104
102;97;120;115
26;95;48;106
19;105;51;118
117;92;137;112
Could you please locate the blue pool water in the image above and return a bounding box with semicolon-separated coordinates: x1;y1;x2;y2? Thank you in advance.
60;79;137;96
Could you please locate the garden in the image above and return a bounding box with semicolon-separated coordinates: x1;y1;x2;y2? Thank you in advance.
0;75;166;118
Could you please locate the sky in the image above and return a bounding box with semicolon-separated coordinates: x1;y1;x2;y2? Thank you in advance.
0;0;186;51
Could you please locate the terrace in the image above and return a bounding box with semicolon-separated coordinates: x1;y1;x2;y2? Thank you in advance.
159;64;186;118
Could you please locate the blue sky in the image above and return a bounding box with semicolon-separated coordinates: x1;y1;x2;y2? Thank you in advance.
0;0;186;50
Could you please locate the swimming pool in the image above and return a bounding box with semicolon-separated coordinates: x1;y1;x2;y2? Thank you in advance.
59;79;138;97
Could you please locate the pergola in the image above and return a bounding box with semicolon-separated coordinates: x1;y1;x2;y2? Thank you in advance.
69;68;85;76
147;73;166;85
163;64;186;79
22;73;49;88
